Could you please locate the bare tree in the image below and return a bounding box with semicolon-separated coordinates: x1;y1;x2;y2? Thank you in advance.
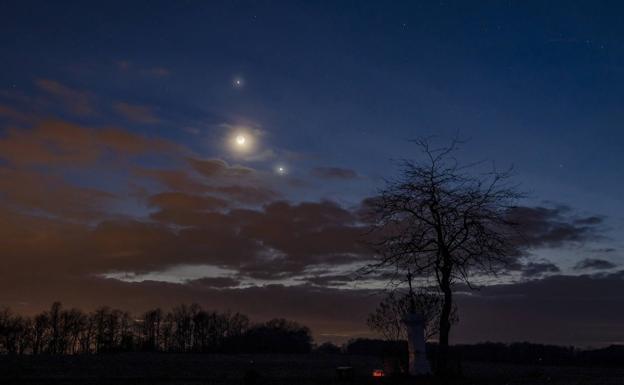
365;138;522;373
78;314;95;354
368;273;457;342
139;308;163;351
0;308;32;355
32;312;49;355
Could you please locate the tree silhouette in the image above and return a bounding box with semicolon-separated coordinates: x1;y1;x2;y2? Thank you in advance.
0;302;308;355
367;283;457;342
365;138;522;373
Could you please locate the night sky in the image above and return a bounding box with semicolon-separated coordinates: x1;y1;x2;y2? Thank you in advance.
0;1;622;346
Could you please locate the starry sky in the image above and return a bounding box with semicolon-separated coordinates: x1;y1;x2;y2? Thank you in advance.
0;0;623;346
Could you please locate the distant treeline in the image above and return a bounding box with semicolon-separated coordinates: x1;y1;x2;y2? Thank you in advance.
0;302;312;355
450;342;624;367
345;339;624;368
3;303;623;368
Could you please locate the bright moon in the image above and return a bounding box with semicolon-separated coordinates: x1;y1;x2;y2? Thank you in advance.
229;130;255;155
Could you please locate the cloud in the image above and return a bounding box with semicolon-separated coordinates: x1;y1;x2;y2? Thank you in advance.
0;117;178;222
507;205;604;248
148;192;229;213
35;79;95;116
186;277;240;288
0;189;370;281
187;158;254;178
574;216;603;225
137;164;279;205
136;168;208;194
521;261;561;277
311;167;358;180
299;274;354;287
0;119;174;166
573;258;617;271
206;185;279;205
454;271;624;345
0;103;35;123
0;167;115;220
113;101;161;124
144;199;368;278
0;117;177;223
591;248;617;253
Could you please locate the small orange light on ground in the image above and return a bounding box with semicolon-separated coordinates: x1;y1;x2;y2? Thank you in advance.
372;369;385;377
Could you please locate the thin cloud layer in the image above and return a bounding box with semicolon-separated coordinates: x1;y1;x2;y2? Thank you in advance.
311;167;359;180
113;101;161;124
521;261;561;278
0;119;173;166
573;258;617;271
35;79;95;116
507;206;604;248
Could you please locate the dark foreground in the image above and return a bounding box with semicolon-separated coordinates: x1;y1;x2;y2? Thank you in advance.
1;353;623;385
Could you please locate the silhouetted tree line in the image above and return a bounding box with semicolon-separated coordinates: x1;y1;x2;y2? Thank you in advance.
344;338;407;357
449;342;624;367
0;302;312;355
344;338;624;368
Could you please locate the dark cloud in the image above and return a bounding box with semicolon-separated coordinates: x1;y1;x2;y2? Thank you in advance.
521;261;561;277
299;274;354;287
0;167;115;220
0;103;35;123
187;158;254;178
507;206;604;248
186;277;240;288
592;248;617;253
0;119;174;166
0;118;177;220
0;194;370;280
311;167;358;180
574;216;603;225
35;79;95;116
455;271;624;346
148;192;229;213
113;101;161;124
137;165;278;205
136;168;208;194
573;258;617;271
207;185;279;204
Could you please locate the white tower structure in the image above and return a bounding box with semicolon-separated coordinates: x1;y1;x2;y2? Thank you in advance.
402;311;431;376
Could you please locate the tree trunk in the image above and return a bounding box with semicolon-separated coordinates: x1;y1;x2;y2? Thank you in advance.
437;268;453;375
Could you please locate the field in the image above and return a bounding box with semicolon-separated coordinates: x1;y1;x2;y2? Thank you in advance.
1;353;623;385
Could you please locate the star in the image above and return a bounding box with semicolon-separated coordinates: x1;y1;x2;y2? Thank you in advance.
276;165;287;175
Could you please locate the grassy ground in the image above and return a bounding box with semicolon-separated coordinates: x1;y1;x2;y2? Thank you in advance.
1;353;623;385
